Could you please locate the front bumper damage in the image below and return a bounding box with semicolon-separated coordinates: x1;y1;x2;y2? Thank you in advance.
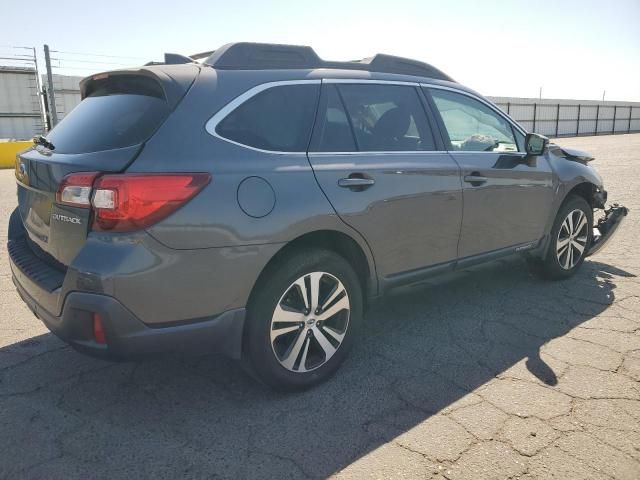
586;204;629;257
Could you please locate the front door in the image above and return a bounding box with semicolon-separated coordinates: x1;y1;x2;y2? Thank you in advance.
307;82;463;277
426;87;554;258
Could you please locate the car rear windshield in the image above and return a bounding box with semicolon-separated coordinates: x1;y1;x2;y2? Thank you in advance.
45;75;170;154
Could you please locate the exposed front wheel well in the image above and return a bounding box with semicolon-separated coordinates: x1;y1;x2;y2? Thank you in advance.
565;182;597;209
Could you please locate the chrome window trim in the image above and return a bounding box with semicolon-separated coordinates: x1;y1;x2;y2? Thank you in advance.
422;83;528;138
205;78;527;156
205;79;321;155
323;78;420;86
308;151;448;157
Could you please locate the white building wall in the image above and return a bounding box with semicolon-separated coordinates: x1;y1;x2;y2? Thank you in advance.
0;67;44;140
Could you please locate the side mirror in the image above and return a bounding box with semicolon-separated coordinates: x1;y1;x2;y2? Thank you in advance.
525;133;549;156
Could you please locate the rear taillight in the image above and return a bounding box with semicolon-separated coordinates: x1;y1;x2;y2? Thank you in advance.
93;313;106;344
55;172;210;232
92;173;210;232
56;172;100;207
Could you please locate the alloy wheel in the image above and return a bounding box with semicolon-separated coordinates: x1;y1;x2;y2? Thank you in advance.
556;209;589;270
270;272;350;373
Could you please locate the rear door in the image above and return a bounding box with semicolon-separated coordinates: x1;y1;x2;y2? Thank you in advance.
425;87;554;259
15;71;189;266
307;81;463;278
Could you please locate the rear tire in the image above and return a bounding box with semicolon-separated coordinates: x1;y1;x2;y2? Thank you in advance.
244;249;362;391
534;195;593;280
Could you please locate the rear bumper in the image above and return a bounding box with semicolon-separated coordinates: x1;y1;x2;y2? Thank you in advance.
586;204;629;257
7;204;284;360
12;275;245;360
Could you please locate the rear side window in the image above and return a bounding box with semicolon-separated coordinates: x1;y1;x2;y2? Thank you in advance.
46;76;170;154
216;84;320;152
337;84;435;152
309;85;357;152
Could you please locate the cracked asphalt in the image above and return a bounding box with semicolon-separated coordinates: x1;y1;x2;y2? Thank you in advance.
1;134;639;479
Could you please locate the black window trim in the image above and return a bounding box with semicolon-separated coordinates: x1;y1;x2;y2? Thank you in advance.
311;79;443;155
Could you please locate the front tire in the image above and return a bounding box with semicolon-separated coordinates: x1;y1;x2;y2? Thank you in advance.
536;194;593;280
244;249;363;391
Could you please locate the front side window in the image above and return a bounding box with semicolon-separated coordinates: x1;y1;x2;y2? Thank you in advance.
428;89;519;152
336;84;436;152
216;84;319;152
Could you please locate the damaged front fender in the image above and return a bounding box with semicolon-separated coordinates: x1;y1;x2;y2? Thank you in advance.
587;204;629;257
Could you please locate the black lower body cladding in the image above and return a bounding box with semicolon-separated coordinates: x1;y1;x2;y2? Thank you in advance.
13;277;246;360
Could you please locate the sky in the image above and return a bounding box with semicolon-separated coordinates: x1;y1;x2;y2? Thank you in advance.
2;0;639;101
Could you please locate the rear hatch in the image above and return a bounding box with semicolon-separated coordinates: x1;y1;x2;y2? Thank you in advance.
15;66;198;267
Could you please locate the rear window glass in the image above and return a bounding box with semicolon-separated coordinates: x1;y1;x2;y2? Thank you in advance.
216;84;319;152
46;89;169;154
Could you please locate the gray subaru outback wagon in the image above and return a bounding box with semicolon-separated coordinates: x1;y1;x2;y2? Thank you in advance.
8;43;627;390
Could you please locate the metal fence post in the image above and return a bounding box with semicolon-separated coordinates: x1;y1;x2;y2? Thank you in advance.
595;104;600;135
532;103;537;132
629;107;633;134
612;105;617;134
43;44;58;127
555;103;560;137
576;104;581;136
506;102;510;114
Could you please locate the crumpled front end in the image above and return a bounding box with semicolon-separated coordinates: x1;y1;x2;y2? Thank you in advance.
587;203;629;257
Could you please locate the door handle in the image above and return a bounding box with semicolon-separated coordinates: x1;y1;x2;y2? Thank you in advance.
338;176;375;190
463;174;488;186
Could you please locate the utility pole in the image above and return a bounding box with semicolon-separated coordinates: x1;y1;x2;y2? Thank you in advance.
30;46;46;133
43;44;58;127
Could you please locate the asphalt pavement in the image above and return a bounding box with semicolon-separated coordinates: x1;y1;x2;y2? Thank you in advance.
1;134;639;479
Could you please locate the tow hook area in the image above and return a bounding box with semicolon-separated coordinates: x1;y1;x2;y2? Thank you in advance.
587;204;629;257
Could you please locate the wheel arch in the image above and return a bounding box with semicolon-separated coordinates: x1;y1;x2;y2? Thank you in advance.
536;180;600;259
561;181;599;209
247;229;378;310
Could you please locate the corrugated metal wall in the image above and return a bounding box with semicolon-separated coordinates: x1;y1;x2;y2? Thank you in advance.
41;73;82;122
0;67;44;140
488;97;640;137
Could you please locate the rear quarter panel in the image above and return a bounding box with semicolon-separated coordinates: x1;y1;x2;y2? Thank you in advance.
128;68;378;292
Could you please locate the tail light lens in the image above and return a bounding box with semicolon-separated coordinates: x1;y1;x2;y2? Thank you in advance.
93;313;106;344
55;172;210;232
92;173;210;232
56;172;100;207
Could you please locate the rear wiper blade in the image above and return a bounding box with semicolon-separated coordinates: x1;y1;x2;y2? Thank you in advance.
33;135;55;150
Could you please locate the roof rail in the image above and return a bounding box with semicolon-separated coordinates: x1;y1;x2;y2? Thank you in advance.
163;53;194;64
203;42;454;82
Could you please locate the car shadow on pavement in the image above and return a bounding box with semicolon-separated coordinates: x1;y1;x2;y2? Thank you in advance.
0;257;635;479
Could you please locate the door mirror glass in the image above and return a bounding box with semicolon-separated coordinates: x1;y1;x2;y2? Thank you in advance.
525;133;549;156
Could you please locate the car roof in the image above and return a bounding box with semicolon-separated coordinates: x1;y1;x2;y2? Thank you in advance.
205;66;479;98
200;42;454;82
